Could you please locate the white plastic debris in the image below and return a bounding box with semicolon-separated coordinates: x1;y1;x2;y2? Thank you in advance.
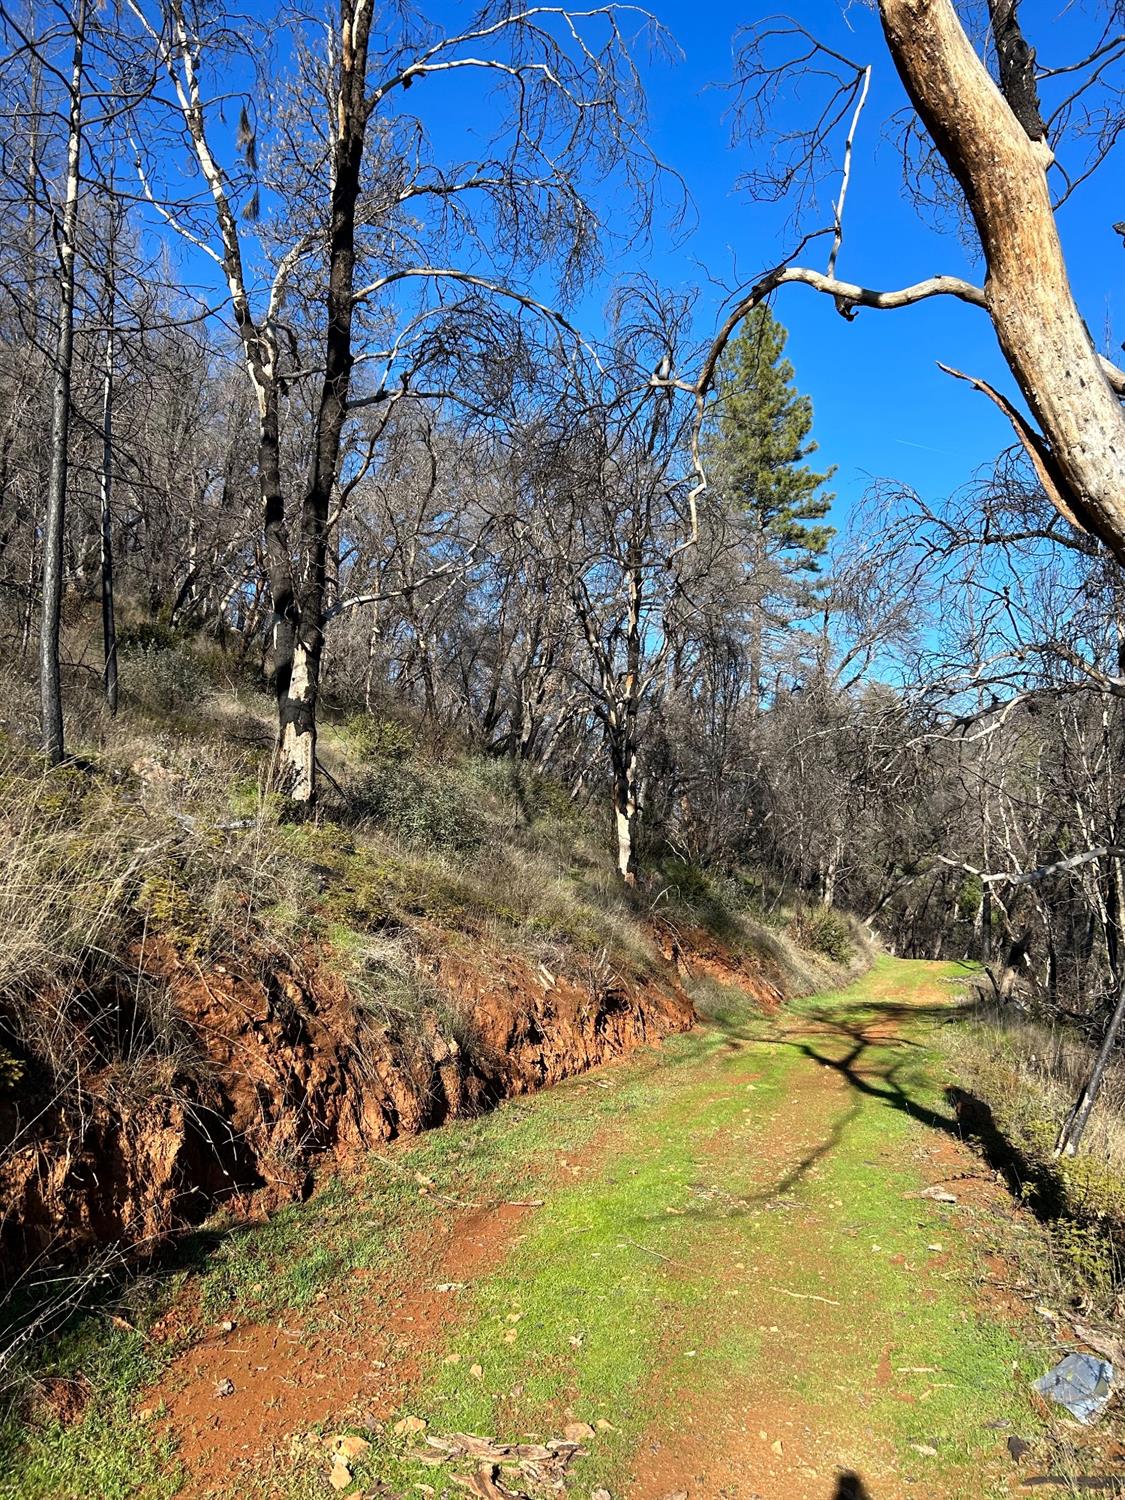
1032;1352;1114;1424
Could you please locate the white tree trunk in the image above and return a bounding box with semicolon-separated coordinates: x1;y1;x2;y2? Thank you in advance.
278;640;317;802
613;749;638;887
39;0;85;763
879;0;1125;559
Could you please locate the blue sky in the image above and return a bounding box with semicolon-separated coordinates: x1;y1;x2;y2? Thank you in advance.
615;0;1121;528
179;1;1119;532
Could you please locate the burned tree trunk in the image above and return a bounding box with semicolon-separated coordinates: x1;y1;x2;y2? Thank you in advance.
40;0;86;762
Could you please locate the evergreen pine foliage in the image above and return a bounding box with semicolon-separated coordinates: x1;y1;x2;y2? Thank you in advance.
707;305;835;585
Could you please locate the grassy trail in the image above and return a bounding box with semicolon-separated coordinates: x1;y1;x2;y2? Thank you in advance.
6;957;1054;1500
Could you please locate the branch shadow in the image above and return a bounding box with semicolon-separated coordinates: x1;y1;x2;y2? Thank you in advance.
651;997;973;1222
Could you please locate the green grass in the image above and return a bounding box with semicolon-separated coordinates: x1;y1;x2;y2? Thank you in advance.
0;1317;181;1500
1;959;1054;1499
341;958;1041;1500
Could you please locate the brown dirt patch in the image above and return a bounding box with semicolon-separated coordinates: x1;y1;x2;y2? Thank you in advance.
145;1196;537;1495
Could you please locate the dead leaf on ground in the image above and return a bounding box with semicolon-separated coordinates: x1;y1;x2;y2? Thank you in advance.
469;1362;484;1379
328;1458;353;1491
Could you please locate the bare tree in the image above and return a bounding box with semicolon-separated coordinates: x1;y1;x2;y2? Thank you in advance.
673;2;1125;565
122;0;671;802
39;0;87;763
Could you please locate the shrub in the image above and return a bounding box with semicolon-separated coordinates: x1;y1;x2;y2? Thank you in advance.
792;904;854;964
465;756;579;827
123;644;211;715
116;618;178;654
338;714;417;764
349;759;483;851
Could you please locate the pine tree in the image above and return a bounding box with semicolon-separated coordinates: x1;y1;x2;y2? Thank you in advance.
704;304;835;706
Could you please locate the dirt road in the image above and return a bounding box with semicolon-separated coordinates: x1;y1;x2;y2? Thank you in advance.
14;958;1090;1499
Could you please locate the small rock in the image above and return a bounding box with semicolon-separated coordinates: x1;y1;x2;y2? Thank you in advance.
771;1438;784;1456
329;1435;371;1461
910;1444;938;1457
469;1363;484;1380
592;1490;611;1500
920;1186;957;1204
393;1415;427;1437
213;1378;234;1399
564;1421;596;1441
215;1320;236;1333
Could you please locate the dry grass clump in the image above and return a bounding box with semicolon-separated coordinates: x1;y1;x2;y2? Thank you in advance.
0;742;305;1095
947;1002;1125;1172
943;999;1125;1308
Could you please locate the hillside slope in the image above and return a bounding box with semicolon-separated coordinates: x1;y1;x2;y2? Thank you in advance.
0;698;861;1287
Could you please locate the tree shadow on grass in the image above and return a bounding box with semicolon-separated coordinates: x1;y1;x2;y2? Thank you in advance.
659;998;973;1217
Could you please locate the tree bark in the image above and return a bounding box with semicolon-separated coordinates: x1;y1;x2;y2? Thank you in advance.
878;0;1125;561
276;0;374;801
100;242;118;715
612;744;639;886
39;0;86;762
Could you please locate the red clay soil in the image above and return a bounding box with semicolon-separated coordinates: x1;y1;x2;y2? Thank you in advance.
148;1197;536;1495
655;920;786;1012
0;933;695;1280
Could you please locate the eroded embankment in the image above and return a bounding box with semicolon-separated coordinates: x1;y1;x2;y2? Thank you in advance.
0;927;784;1280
